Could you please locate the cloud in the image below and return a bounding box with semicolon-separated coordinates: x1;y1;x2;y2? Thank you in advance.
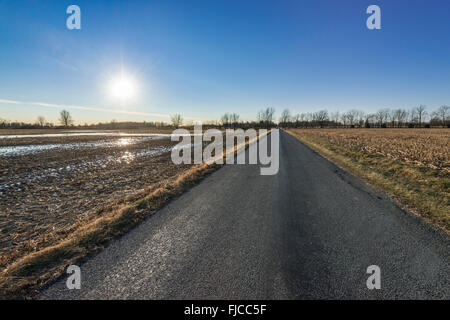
0;98;173;119
29;101;171;119
0;98;210;122
0;99;21;104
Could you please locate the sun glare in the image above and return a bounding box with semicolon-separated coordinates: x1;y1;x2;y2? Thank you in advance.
109;75;136;101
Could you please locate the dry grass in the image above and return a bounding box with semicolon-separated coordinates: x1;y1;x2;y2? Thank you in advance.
286;128;449;233
0;163;218;299
0;130;269;299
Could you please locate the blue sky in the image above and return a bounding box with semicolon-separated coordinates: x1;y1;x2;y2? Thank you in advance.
0;0;449;124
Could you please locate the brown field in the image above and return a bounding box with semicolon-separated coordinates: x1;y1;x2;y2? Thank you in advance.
0;128;265;298
286;128;450;232
0;136;188;257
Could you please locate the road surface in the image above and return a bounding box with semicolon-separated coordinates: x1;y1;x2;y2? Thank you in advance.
41;130;449;299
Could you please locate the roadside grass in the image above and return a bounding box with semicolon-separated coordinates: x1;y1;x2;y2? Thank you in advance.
0;130;269;299
285;129;449;233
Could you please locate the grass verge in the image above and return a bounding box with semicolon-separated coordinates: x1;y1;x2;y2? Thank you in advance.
285;129;449;234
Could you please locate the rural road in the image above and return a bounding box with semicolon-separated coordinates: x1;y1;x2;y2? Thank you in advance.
41;130;449;299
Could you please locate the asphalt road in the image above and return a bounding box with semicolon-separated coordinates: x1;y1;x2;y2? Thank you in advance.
41;130;449;299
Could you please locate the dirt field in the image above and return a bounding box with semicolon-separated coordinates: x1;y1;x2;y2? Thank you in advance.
0;132;193;264
0;128;263;298
286;128;450;232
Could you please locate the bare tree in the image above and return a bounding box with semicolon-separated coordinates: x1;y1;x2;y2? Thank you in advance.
221;113;230;128
355;110;365;127
258;107;276;128
435;105;449;127
340;113;349;127
313;110;328;128
345;110;360;127
413;105;427;127
375;108;390;127
387;109;394;127
37;116;46;127
171;114;183;128
59;110;73;127
330;111;340;126
293;114;301;127
364;113;375;127
305;112;313;127
409;108;418;125
230;113;240;128
279;109;291;127
300;113;308;127
392;109;407;127
390;109;399;127
219;113;240;128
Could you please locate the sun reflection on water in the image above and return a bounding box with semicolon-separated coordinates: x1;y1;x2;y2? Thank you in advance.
117;138;132;146
120;151;135;164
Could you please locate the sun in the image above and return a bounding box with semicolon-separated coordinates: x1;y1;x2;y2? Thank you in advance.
109;74;136;101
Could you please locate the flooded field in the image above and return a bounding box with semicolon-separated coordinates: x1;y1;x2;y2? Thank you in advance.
0;132;192;140
0;131;194;256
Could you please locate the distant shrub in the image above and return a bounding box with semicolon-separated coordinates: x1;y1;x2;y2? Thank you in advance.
425;124;431;128
408;123;414;128
381;123;387;128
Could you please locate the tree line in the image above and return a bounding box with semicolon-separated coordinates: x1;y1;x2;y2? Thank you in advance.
0;110;173;129
1;105;449;129
217;105;449;129
275;105;449;128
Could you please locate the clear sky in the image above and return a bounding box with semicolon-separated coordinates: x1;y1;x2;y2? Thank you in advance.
0;0;449;124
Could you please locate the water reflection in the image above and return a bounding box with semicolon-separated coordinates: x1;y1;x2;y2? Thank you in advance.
0;137;150;157
117;138;132;146
120;151;135;163
0;132;200;139
0;146;172;194
0;142;196;194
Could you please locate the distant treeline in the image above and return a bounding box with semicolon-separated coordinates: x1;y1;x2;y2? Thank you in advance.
0;119;169;130
1;105;449;129
275;105;450;128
